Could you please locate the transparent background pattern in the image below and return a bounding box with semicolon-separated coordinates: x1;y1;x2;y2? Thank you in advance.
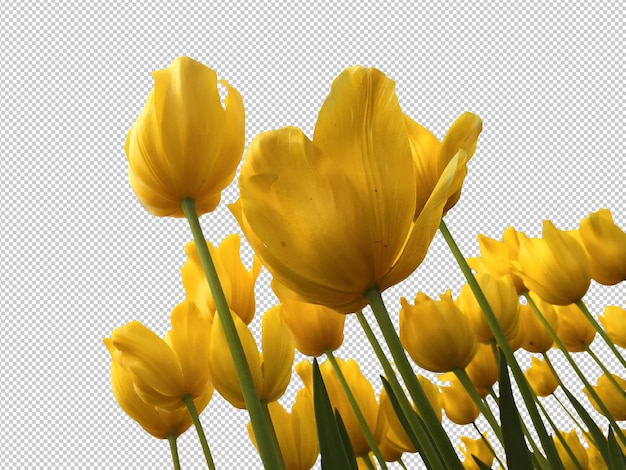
1;1;624;468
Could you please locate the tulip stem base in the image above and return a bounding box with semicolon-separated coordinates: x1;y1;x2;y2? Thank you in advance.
325;348;388;469
181;198;285;470
167;434;181;470
365;287;463;469
576;300;626;370
183;394;215;470
439;220;563;467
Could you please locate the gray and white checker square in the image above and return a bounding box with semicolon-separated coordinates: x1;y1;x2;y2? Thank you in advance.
1;0;624;468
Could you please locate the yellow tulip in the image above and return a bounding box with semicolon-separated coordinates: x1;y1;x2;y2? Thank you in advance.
457;272;520;344
125;56;245;217
524;357;558;397
553;430;589;470
181;234;262;324
599;305;626;348
234;66;478;313
512;220;590;305
467;227;526;294
586;443;609;470
579;208;626;285
554;302;596;352
281;297;346;357
459;432;495;470
583;373;626;421
208;305;294;408
296;358;380;457
104;301;212;410
400;291;477;373
464;343;498;397
518;294;558;353
106;352;212;439
247;389;319;470
439;372;479;425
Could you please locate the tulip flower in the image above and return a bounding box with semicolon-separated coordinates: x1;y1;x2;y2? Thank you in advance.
459;432;495;470
209;305;294;409
554;302;596;352
296;358;380;457
578;208;626;285
583;373;626;421
525;357;558;397
518;294;558;353
439;372;479;425
104;301;212;410
247;389;319;470
599;305;626;348
467;227;526;294
457;272;520;344
125;56;245;217
464;343;498;397
280;297;346;357
553;430;589;470
400;291;477;373
181;234;262;324
512;220;591;305
234;66;480;313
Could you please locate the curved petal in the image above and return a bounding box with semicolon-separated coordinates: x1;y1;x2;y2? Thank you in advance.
261;305;294;402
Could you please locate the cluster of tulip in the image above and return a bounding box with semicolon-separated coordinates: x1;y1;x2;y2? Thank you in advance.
106;56;626;469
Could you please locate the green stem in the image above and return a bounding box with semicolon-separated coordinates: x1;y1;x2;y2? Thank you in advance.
584;345;626;398
439;220;562;468
527;295;626;447
325;349;388;469
471;422;506;470
360;453;376;470
167;434;181;470
183;394;215;470
576;300;626;370
355;311;444;469
365;287;463;469
181;198;284;470
453;369;504;446
260;400;286;470
552;392;585;433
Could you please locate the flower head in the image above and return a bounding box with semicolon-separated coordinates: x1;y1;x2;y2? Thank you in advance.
553;430;589;470
234;66;479;312
554;302;596;352
518;294;558;353
599;305;626;348
439;372;479;425
125;56;245;217
459;432;495;470
583;373;626;421
524;357;558;397
464;343;498;397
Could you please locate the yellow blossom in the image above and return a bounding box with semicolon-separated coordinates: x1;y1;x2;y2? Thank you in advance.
583;373;626;421
104;301;212;410
181;234;261;324
296;358;380;457
512;220;590;305
554;302;596;352
599;305;626;348
281;297;346;357
553;430;589;470
457;272;520;344
233;66;479;313
439;372;479;425
579;208;626;285
125;56;244;217
459;432;495;470
518;294;558;353
400;291;477;373
209;305;294;408
464;343;498;397
247;389;318;470
524;357;558;397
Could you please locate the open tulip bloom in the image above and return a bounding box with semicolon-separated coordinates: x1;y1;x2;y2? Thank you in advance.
107;57;626;469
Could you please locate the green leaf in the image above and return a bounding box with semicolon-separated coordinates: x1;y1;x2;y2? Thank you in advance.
312;359;358;470
498;350;534;470
607;427;626;469
471;455;492;470
334;410;358;470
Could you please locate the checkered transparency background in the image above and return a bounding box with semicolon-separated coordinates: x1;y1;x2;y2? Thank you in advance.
1;0;624;468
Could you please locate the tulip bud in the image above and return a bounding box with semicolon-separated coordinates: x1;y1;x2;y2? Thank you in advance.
554;302;596;352
464;343;498;397
583;373;626;421
518;294;558;353
553;430;589;470
525;357;558;397
439;372;479;425
599;306;626;348
459;432;495;470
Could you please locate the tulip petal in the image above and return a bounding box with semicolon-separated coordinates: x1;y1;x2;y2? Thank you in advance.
261;305;294;402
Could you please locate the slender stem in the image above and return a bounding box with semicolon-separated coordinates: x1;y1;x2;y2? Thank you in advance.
471;422;506;469
527;295;626;447
584;345;626;397
552;392;585;432
397;457;409;470
167;434;181;470
453;369;504;445
576;300;626;369
181;198;284;470
355;310;443;469
366;287;463;469
360;454;376;470
183;394;215;470
439;220;562;468
260;400;286;470
325;349;388;469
